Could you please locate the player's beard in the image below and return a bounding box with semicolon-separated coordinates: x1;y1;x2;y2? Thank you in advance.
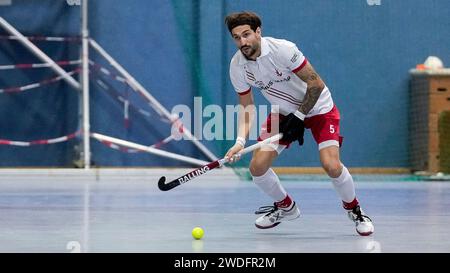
240;43;258;60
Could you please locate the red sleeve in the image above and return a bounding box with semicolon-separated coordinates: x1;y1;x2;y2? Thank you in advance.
292;58;308;73
238;87;251;96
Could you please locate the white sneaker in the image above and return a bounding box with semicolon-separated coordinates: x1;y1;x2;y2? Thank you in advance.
254;202;300;229
347;205;374;236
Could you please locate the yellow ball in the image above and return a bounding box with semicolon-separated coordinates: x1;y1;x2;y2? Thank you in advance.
192;227;204;240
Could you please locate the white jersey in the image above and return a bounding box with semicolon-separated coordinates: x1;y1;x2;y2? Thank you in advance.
229;37;334;116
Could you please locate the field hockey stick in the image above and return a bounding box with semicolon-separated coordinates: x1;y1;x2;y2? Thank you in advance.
157;133;283;191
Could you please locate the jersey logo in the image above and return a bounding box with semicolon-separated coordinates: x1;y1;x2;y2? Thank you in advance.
291;53;299;63
275;68;282;77
245;70;256;82
255;81;265;89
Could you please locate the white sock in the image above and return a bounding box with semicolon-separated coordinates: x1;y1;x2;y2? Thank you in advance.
252;168;287;202
331;165;356;203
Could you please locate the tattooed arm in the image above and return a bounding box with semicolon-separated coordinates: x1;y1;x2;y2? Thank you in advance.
294;62;325;116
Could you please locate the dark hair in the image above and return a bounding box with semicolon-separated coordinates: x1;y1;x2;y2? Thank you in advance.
225;11;262;33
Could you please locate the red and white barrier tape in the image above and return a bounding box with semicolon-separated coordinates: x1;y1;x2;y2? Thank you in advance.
89;61;160;105
95;135;174;153
90;62;167;126
92;76;153;119
0;130;176;151
0;131;79;146
87;61;168;118
0;45;185;153
89;60;126;83
0;68;80;94
1;36;177;125
0;35;81;42
0;60;81;70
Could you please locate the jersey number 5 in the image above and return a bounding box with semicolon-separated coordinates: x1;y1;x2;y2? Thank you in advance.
330;125;335;134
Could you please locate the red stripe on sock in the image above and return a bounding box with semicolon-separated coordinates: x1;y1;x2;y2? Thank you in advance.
275;195;292;208
343;198;359;210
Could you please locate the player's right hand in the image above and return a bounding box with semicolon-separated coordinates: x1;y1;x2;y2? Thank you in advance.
225;143;244;163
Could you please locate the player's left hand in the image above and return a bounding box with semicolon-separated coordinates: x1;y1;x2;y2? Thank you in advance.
279;113;305;145
224;143;244;163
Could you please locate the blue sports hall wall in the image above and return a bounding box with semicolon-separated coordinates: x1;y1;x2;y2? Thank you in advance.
0;0;449;167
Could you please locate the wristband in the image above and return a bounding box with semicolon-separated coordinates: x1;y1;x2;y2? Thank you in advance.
236;137;246;147
293;110;306;121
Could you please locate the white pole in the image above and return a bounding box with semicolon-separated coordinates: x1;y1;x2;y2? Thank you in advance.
91;133;210;166
0;17;81;90
88;39;218;162
81;0;91;169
